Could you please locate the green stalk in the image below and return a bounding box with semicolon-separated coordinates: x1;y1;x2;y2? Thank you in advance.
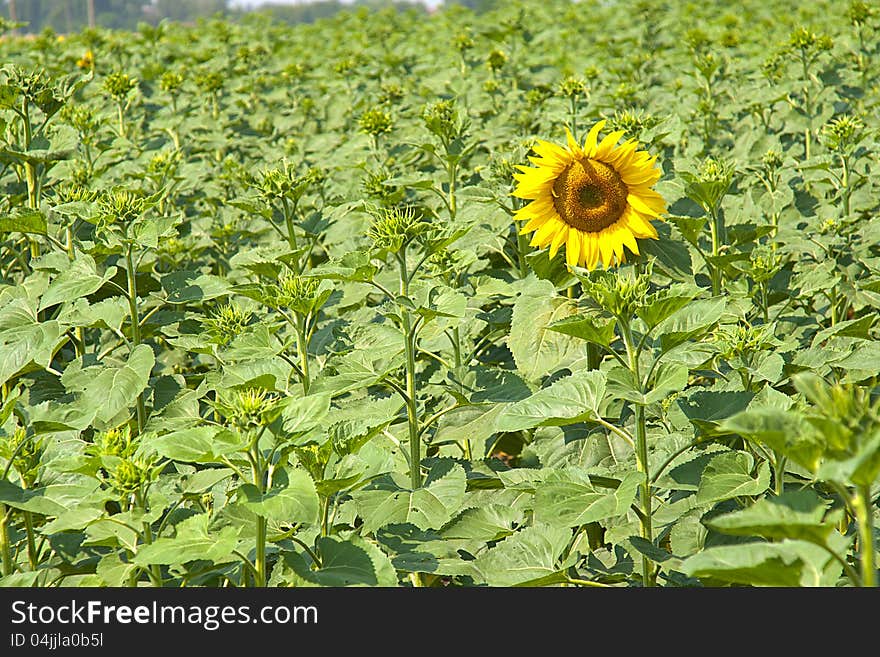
117;101;126;139
621;320;654;587
251;450;267;588
801;53;813;161
66;226;85;358
1;505;12;576
136;490;162;587
708;207;721;296
125;242;146;434
852;485;875;588
447;160;457;219
399;252;421;490
22;98;41;262
295;316;310;394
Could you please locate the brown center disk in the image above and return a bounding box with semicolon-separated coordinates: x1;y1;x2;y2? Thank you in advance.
552;158;628;232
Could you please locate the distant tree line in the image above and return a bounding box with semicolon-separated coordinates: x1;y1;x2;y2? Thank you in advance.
1;0;504;33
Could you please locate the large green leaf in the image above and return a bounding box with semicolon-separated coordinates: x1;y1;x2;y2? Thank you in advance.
354;459;467;532
495;370;606;432
289;536;398;587
472;523;571;586
38;256;115;311
707;490;840;545
508;277;581;382
150;426;244;463
695;451;770;505
533;470;641;528
654;298;725;351
237;467;320;524
133;515;241;567
681;539;843;587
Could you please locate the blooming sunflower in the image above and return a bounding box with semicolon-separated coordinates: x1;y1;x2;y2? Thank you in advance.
513;120;666;269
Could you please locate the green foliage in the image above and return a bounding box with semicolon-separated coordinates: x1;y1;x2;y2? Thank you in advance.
0;0;878;589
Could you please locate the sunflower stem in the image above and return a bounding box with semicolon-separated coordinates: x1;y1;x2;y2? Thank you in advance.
621;319;654;587
852;485;875;588
708;206;722;296
125;242;147;435
398;252;421;490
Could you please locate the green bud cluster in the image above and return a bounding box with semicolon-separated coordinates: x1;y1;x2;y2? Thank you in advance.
378;82;404;105
97;425;136;458
422;99;467;143
453;32;474;53
60;104;98;136
103;71;138;102
606;109;658;137
486;48;508;73
203;303;252;345
98;189;146;225
847;1;873;27
368;206;430;253
557;75;587;99
359;107;394;137
582;269;652;320
4;427;43;488
195;70;223;94
274;273;323;315
159;71;184;94
787;27;833;53
761;149;784;172
823;115;864;152
110;457;154;495
215;388;279;431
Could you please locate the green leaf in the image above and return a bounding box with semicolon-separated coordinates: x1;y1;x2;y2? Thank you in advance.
290;536;398;587
695;451;770;505
237;467;320;524
151;426;243;463
0;321;63;388
280;393;331;439
161;271;230;304
495;369;606;432
0;207;47;235
533;470;641;528
636;284;701;329
354;459;467;533
721;408;822;473
509;277;581;382
39;256;115;311
644;362;689;405
654;298;725;351
133;515;241;567
546;313;617;347
707;490;839;545
681;539;842;587
678;390;753;434
472;523;571;586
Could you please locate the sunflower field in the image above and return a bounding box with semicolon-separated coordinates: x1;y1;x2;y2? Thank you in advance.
0;0;878;589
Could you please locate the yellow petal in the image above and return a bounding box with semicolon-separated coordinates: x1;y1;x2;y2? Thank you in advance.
565;229;581;267
594;129;627;161
597;230;615;268
520;213;549;234
564;127;582;157
624;210;659;239
619;223;640;256
532;139;570;165
582;120;606;158
549;225;569;259
628;191;666;217
583;233;600;270
530;219;558;247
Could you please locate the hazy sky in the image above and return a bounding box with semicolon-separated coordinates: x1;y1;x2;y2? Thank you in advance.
229;0;444;7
